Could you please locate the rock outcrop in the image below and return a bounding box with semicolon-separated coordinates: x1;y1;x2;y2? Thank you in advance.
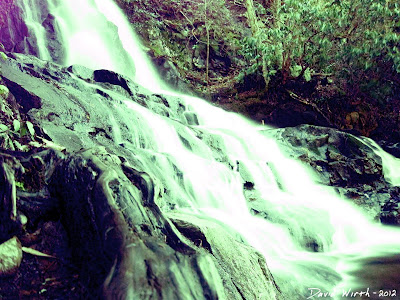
264;125;400;224
0;52;282;299
0;0;64;62
0;1;32;55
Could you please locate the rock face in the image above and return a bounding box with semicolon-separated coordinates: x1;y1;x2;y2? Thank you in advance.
50;148;224;299
264;125;400;224
153;56;191;93
170;213;280;300
0;1;32;54
0;0;64;63
0;53;282;299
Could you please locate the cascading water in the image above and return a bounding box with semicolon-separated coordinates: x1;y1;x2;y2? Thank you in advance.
19;0;400;298
18;0;52;61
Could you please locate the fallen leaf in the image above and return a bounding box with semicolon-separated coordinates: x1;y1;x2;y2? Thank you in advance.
0;237;23;276
22;247;56;259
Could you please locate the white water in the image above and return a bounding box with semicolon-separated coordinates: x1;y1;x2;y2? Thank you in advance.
18;0;52;60
23;0;400;298
358;137;400;186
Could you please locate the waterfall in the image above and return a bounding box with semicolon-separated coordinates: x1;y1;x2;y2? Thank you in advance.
18;0;400;298
18;0;52;60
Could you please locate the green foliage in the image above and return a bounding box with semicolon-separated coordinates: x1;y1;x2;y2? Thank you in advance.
13;119;20;132
0;84;9;98
26;121;35;136
0;120;35;138
0;123;7;133
135;0;243;85
15;181;25;191
0;119;35;152
167;0;233;45
240;0;400;91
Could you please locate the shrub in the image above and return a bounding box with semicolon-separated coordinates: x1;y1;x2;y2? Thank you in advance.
240;0;400;92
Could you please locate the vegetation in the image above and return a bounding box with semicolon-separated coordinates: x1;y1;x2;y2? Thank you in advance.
116;0;399;140
0;43;37;151
116;0;246;90
240;0;400;93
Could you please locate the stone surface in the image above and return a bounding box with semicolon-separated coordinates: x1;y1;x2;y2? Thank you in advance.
0;1;32;55
263;124;400;223
1;53;283;299
170;213;280;300
0;0;64;62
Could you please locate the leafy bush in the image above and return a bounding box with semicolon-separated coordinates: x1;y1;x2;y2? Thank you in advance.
240;0;400;92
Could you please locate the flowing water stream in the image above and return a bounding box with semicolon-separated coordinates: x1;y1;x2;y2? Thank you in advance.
18;0;400;298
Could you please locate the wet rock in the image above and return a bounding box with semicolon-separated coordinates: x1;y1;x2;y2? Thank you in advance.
93;69;134;96
0;236;22;277
153;56;189;92
1;54;283;298
170;213;281;300
264;124;399;223
265;125;383;188
0;1;62;60
379;189;400;225
45;147;280;299
42;13;65;64
67;64;94;80
0;3;32;55
2;77;42;113
378;141;400;159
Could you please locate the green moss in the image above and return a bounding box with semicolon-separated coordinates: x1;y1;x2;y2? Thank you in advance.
308;145;321;156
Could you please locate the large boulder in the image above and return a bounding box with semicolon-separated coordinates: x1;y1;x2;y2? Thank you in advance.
264;124;400;223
